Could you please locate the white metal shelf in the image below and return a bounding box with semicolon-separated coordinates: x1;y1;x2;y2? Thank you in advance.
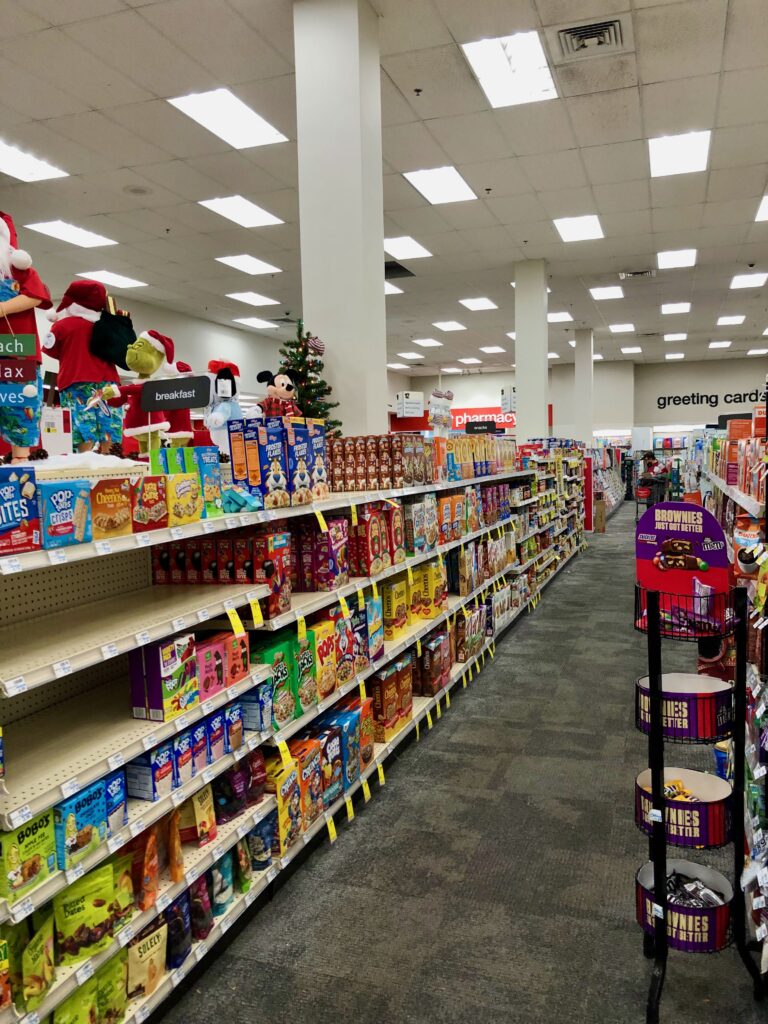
0;582;269;696
702;468;763;518
510;496;537;508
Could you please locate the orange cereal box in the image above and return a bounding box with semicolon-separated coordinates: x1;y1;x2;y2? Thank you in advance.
287;737;323;831
308;620;336;700
91;477;132;539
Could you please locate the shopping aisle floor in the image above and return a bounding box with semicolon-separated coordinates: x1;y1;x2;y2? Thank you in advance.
165;505;763;1024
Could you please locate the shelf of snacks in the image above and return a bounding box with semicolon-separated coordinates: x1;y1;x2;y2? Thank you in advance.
509;496;537;509
0;582;270;696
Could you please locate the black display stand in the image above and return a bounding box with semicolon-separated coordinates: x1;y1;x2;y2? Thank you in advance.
635;586;763;1023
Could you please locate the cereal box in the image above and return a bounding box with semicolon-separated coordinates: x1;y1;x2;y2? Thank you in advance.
450;494;464;542
264;755;302;856
182;446;223;518
167;472;203;527
216;536;234;583
365;594;384;663
369;664;399;742
104;769;128;836
39;479;91;548
172;731;194;788
341;694;374;773
129;634;199;723
287;738;323;830
130;475;167;532
285;421;313;506
396;655;414;724
314;517;349;590
215;631;249;686
403;501;426;556
350;606;370;675
437;496;453;546
0;809;55;902
308;620;336;701
253;532;292;618
53;781;107;870
126;743;174;802
313;726;342;808
382;578;408;641
255;637;298;730
323;709;360;789
357;504;387;576
408;570;423;622
292;635;317;714
423;493;439;550
91;477;132;539
185;535;202;583
227;419;263;504
328;603;355;685
196;636;227;700
200;538;217;582
258;425;290;509
306;419;329;499
169;539;186;584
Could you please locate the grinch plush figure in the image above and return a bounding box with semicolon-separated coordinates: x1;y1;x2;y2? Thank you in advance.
0;211;52;463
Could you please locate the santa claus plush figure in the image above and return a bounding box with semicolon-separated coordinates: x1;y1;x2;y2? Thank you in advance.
0;211;52;462
163;360;194;447
43;279;124;452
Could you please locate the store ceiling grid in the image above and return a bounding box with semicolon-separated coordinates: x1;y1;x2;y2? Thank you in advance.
0;0;766;369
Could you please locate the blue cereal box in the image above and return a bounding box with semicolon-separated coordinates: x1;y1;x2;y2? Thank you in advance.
54;780;107;870
104;769;128;836
39;479;92;549
258;425;290;510
0;466;40;556
172;730;194;788
224;702;243;753
226;419;263;504
206;712;226;763
323;709;360;790
190;722;208;774
126;742;174;802
366;594;384;663
305;419;329;500
182;446;223;519
240;693;261;733
285;420;313;506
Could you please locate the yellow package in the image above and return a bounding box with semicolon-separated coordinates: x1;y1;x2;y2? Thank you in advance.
420;563;444;619
166;473;203;526
381;579;408;641
264;755;302;858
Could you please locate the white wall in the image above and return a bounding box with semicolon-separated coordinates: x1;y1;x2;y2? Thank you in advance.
634;359;766;426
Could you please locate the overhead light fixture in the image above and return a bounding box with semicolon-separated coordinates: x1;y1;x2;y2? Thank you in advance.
717;314;745;325
648;130;711;177
402;166;476;204
665;352;685;360
664;333;687;342
397;352;424;360
553;215;603;242
510;283;551;292
433;321;465;332
764;327;768;336
387;362;409;370
479;346;506;354
709;340;732;348
441;366;463;374
234;317;275;329
657;248;697;269
226;291;279;306
385;281;403;295
461;31;557;109
458;357;482;364
621;347;642;354
755;196;768;221
216;254;281;275
593;353;603;361
413;338;443;348
590;285;623;300
568;340;576;348
77;270;146;288
661;302;691;314
168;88;287;148
383;236;431;259
506;332;516;340
0;139;68;182
547;352;559;359
459;297;497;310
730;272;767;289
747;348;768;355
25;220;117;248
547;311;573;323
609;323;634;333
199;195;283;227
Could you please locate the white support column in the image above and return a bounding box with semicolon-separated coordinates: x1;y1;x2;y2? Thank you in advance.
573;327;594;444
294;0;388;435
513;259;548;442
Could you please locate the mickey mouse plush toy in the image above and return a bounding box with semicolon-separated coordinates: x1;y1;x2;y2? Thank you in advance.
256;368;302;419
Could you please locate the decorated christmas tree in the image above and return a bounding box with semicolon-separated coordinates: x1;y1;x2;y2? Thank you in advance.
279;319;342;435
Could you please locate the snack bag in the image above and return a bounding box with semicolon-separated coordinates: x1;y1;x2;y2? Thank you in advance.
110;852;135;933
53;863;115;965
211;852;234;916
189;876;214;941
0;939;11;1011
178;785;217;847
21;913;54;1010
1;920;28;1006
212;768;247;825
163;892;192;969
234;838;252;893
126;826;159;912
53;973;98;1024
247;814;275;871
166;809;184;884
95;949;128;1024
127;920;167;999
244;748;267;807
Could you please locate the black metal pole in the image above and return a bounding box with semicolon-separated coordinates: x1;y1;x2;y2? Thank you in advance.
646;589;667;1024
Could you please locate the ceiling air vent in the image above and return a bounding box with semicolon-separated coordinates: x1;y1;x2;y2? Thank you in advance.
618;269;656;280
545;14;634;64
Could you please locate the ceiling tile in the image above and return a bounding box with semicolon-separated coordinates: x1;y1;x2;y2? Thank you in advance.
582;140;648;184
227;0;294;62
723;0;768;70
459;157;532;198
432;0;537;37
593;179;651;214
185;152;284;195
48;109;172;165
381;72;418;127
602;209;653;237
439;202;498;230
650;175;708;209
457;225;518;253
534;0;625;23
651;204;704;231
641;75;719;136
717;68;768;127
494;100;577;155
0;119;115;176
566;87;643;147
0;58;87;119
387;205;452;235
706;165;768;202
701;198;762;227
635;0;728;83
710;124;768;168
383;46;487;120
375;0;453;57
382;121;449;171
0;0;51;35
24;0;125;23
428;112;510;164
556;55;639;98
136;159;228;202
107;99;231;159
485;193;548;225
520;149;587;191
537;185;596;218
243;141;298;189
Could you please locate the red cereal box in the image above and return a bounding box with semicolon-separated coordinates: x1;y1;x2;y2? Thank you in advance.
216;536;234;583
130;474;168;532
328;603;355;686
151;544;171;584
185;536;202;583
200;537;217;583
169;539;186;584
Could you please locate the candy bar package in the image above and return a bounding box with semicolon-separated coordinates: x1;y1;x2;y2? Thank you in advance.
0;467;40;556
38;480;91;549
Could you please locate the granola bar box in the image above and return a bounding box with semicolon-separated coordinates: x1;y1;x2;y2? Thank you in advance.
0;466;40;556
0;809;56;903
130;475;168;533
166;473;203;527
91;477;132;539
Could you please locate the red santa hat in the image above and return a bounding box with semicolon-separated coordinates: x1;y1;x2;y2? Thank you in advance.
175;360;192;374
56;279;107;316
207;359;240;377
0;211;32;271
138;329;177;374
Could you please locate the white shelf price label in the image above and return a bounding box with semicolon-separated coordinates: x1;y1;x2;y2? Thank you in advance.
142;733;158;752
202;699;215;715
66;863;85;885
194;942;208;963
202;767;215;784
135;534;152;548
171;789;186;808
202;520;217;534
53;658;72;678
10;896;34;922
756;765;767;780
107;835;125;854
171;617;187;633
758;924;768;942
107;752;125;771
247;734;259;751
212;844;225;862
156;892;172;913
197;608;210;622
757;867;768;887
135;630;151;647
4;676;27;696
47;549;68;565
75;960;95;985
22;1013;40;1024
185;865;201;886
239;515;251;527
135;1006;151;1024
225;517;238;530
266;866;278;884
101;642;119;660
757;702;767;719
60;777;81;799
648;809;663;824
171;966;187;988
237;821;251;840
95;540;113;556
117;923;135;947
0;556;22;574
245;886;257;907
651;903;664;920
755;896;767;910
170;527;185;541
129;818;146;838
175;714;190;733
220;914;232;934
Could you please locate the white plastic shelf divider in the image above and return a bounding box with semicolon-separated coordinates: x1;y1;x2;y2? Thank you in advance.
0;582;270;696
0;469;536;578
0;667;271;830
702;469;763;519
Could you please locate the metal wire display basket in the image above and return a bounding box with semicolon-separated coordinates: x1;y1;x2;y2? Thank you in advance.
634;585;736;641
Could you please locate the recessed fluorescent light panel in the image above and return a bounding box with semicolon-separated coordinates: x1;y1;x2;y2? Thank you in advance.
590;286;623;300
510;283;551;292
385;281;403;295
234;317;275;329
709;341;731;348
441;367;462;374
479;346;506;354
648;130;711;177
77;270;146;288
730;272;767;289
459;297;497;311
657;248;697;269
25;220;117;248
216;254;281;275
403;166;476;204
397;352;424;360
548;311;573;323
609;323;634;333
664;333;687;342
755;196;768;221
553;215;603;242
226;291;279;306
458;357;482;364
661;302;690;314
547;352;559;359
717;315;745;325
168;88;287;148
387;363;409;370
748;348;768;355
621;347;642;354
0;139;68;182
568;340;576;348
506;332;516;340
413;338;443;348
433;321;465;332
593;354;603;361
383;236;432;259
461;31;557;109
666;352;685;360
199;195;283;227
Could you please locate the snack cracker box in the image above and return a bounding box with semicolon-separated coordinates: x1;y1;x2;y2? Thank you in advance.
287;737;323;830
306;419;329;500
313;726;343;808
39;479;91;548
323;709;360;789
90;477;132;539
166;472;203;527
328;603;355;686
227;419;263;503
292;635;317;714
130;475;168;532
264;755;302;856
285;421;313;506
104;769;128;836
0;809;56;902
206;711;226;762
182;446;223;518
54;780;107;870
382;578;408;641
129;634;199;723
224;702;243;753
308;620;336;701
350;606;370;675
126;742;174;802
365;594;384;662
172;730;194;788
255;637;298;731
258;425;290;509
196;636;227;700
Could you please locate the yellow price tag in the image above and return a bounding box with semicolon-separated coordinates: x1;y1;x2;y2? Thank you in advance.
377;763;385;786
415;720;420;741
277;740;292;768
326;815;337;843
315;509;329;532
359;679;366;700
489;645;495;661
350;504;358;526
362;778;371;802
426;710;433;729
371;580;379;601
406;565;414;586
345;795;355;821
296;614;307;642
445;690;451;708
249;598;264;627
357;589;365;611
338;595;350;619
462;606;470;619
226;607;246;637
416;637;422;657
436;697;442;719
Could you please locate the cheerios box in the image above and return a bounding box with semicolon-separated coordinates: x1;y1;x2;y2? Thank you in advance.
91;477;132;539
264;754;302;857
0;809;56;902
39;479;92;549
0;466;40;556
129;634;199;723
182;446;223;519
53;779;107;870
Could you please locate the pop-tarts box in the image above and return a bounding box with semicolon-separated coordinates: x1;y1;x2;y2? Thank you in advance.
0;466;40;556
104;769;128;836
126;742;174;802
258;424;289;509
227;419;263;504
190;722;208;774
306;419;328;500
206;711;226;763
39;479;92;549
53;779;108;870
224;702;243;753
285;420;313;507
172;730;194;788
182;446;223;519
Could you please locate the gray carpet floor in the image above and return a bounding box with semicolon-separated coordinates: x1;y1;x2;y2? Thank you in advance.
164;504;764;1024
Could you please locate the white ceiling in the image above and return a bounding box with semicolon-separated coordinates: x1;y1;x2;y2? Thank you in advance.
0;0;767;375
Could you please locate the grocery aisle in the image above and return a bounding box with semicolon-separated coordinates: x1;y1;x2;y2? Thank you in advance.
165;505;762;1024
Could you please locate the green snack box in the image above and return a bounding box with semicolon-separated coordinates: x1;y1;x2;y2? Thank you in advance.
0;811;56;903
182;446;223;519
254;637;298;731
292;635;317;715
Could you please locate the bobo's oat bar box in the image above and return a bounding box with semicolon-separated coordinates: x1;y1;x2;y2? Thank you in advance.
0;809;56;902
0;466;40;556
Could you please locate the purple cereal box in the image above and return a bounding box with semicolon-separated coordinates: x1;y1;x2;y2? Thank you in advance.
314;517;349;591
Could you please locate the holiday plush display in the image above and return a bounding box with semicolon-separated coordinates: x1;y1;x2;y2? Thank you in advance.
277;320;340;434
43;280;124;453
163;360;194;447
204;359;244;453
0;211;52;462
89;296;135;371
256;367;302;420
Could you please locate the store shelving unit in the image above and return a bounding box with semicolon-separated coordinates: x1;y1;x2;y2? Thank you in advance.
701;468;763;519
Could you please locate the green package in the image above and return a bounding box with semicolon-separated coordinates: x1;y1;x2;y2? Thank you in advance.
234;838;252;894
53;863;115;965
182;447;223;518
96;949;127;1024
1;919;29;1004
0;811;56;903
21;913;54;1011
255;637;298;730
292;636;317;715
110;854;135;934
53;974;98;1024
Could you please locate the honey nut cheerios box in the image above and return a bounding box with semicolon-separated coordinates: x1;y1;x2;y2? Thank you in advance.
91;477;132;539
